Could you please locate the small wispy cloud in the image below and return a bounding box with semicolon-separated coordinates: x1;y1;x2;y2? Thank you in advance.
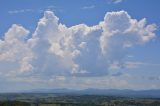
8;9;33;14
107;0;124;4
8;5;59;14
125;61;160;69
109;61;160;70
112;0;123;4
82;5;95;9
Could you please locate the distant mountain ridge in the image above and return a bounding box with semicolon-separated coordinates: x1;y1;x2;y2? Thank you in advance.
21;88;160;98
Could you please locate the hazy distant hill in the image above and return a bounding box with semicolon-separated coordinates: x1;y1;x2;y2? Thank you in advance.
21;88;160;98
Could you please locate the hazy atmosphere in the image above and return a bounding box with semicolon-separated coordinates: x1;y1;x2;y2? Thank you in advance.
0;0;160;92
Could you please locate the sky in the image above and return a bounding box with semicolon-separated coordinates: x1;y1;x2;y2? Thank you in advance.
0;0;160;92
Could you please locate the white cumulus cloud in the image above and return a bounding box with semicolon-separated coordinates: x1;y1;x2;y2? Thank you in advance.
0;10;157;81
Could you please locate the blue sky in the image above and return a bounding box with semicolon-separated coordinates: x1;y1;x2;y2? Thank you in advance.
0;0;160;92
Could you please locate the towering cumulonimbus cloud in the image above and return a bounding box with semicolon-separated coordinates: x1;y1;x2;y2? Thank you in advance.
0;10;157;79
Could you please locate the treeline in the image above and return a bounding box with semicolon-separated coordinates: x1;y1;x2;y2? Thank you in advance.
1;101;160;106
0;101;30;106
